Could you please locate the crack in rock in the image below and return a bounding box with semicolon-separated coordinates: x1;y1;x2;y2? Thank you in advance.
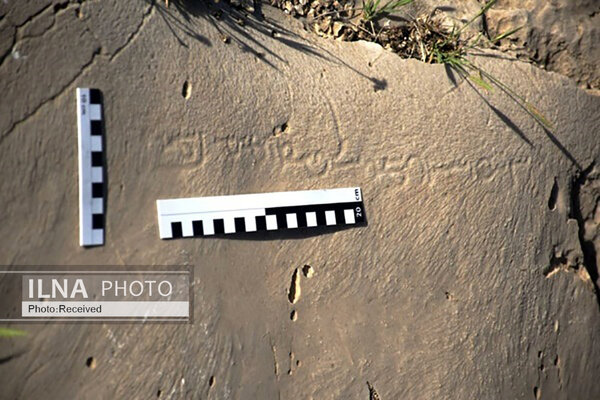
0;4;54;67
0;46;102;145
0;350;26;365
108;2;154;61
1;2;152;144
0;1;81;68
569;163;600;308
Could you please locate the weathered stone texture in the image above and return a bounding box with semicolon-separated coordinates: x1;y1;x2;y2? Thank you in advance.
0;2;598;399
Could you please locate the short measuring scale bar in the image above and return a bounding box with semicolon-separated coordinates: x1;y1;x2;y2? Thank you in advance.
77;88;105;246
156;187;366;239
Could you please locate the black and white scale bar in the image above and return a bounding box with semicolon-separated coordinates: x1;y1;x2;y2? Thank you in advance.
77;88;104;246
157;187;365;239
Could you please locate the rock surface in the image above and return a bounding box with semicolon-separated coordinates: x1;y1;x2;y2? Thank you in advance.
486;0;600;91
0;1;599;399
399;0;600;90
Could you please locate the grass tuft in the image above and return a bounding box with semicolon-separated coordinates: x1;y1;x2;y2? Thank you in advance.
272;0;553;129
411;0;553;130
362;0;414;22
298;0;553;129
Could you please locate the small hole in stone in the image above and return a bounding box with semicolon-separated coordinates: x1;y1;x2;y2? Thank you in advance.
86;356;96;369
548;178;558;210
156;389;162;398
302;265;313;278
533;386;540;399
290;309;297;321
182;81;191;99
288;268;300;304
273;122;289;137
209;376;215;387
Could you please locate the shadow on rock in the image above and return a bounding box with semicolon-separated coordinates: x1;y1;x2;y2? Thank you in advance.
446;65;581;170
148;0;388;90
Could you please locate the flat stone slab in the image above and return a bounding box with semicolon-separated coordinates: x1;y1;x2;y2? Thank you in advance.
0;2;599;399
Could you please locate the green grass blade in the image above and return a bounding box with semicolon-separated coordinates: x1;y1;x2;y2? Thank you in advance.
457;0;497;35
491;26;523;43
364;0;413;20
476;67;524;99
0;327;27;337
471;64;554;129
469;74;494;91
363;0;379;20
525;103;554;130
470;32;483;47
473;0;497;20
388;0;414;9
